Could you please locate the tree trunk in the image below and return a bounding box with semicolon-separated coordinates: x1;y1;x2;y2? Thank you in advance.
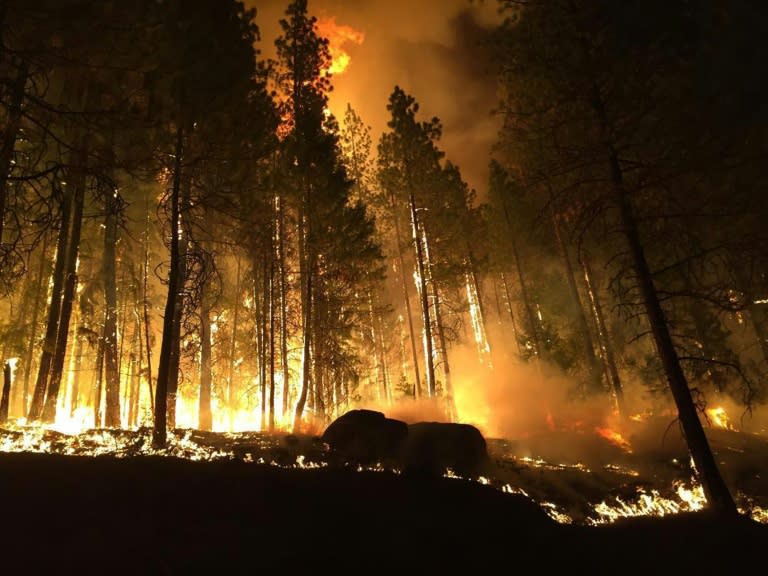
503;207;542;361
0;362;11;423
27;186;72;421
42;144;87;424
409;191;436;397
551;210;601;394
294;181;313;431
69;319;84;416
102;184;121;427
388;191;423;397
166;167;191;430
227;258;241;429
422;225;455;419
21;236;49;416
465;250;492;367
92;318;105;428
0;60;28;247
256;265;266;429
581;252;625;413
277;192;290;423
368;288;387;403
153;126;184;448
268;250;276;432
293;251;313;432
500;272;524;356
142;189;154;413
198;286;213;431
603;127;736;514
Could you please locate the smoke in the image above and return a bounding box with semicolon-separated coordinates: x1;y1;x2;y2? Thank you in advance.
249;0;502;194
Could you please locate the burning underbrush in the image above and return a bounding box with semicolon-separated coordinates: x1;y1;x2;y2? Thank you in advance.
2;412;766;527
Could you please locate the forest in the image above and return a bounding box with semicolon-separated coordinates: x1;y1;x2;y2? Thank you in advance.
1;0;768;542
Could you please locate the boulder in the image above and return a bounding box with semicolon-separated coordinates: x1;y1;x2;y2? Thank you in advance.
321;409;409;466
402;422;490;479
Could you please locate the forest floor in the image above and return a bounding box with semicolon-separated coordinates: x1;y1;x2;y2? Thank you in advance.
1;418;766;574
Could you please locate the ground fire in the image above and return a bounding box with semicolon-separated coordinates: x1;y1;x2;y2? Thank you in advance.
1;1;767;570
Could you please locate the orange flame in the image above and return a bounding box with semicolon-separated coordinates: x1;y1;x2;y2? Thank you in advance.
595;426;633;453
316;16;365;77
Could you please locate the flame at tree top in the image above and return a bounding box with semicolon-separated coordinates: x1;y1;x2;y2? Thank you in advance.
316;16;365;77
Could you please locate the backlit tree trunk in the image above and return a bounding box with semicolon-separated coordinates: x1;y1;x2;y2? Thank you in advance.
153;126;185;448
102;183;121;428
409;190;436;397
42;144;87;423
581;252;624;414
27;187;72;421
21;237;49;415
388;190;422;398
592;76;736;511
198;285;213;431
551;209;601;394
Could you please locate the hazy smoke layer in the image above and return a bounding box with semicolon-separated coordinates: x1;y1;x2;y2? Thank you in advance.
249;0;502;194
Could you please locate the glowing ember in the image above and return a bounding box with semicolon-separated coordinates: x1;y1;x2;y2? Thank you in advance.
706;406;734;430
316;16;364;76
595;427;633;453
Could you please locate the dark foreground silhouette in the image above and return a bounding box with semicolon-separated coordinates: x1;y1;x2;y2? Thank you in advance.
0;452;764;575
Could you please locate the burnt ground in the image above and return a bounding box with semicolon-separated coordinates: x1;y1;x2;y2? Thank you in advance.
0;448;766;575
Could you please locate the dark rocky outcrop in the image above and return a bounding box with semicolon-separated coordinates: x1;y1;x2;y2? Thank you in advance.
321;411;491;478
321;409;408;466
402;421;490;479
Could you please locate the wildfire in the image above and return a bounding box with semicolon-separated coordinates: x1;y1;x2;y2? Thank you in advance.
595;426;633;453
589;481;706;524
316;16;365;77
706;406;734;431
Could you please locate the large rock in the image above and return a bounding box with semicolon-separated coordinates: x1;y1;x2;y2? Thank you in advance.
402;422;490;479
321;409;409;466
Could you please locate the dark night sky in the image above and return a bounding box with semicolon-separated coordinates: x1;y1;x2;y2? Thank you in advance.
250;0;503;195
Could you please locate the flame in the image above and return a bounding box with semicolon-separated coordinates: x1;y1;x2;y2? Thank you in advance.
316;16;365;77
595;426;633;453
706;406;733;430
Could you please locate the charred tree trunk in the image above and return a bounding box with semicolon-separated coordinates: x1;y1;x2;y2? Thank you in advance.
581;252;624;413
21;237;49;415
166;168;191;430
268;248;276;432
227;259;241;429
142;190;154;413
69;320;84;416
367;288;388;403
294;181;313;431
102;184;121;428
92;315;105;428
500;272;524;356
153;126;185;448
27;186;72;421
277;192;290;422
293;262;313;432
198;286;213;431
0;60;28;248
0;362;11;423
409;192;436;397
500;199;542;359
422;226;455;419
42;145;87;423
256;264;266;429
508;219;542;361
551;210;601;394
595;102;736;514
